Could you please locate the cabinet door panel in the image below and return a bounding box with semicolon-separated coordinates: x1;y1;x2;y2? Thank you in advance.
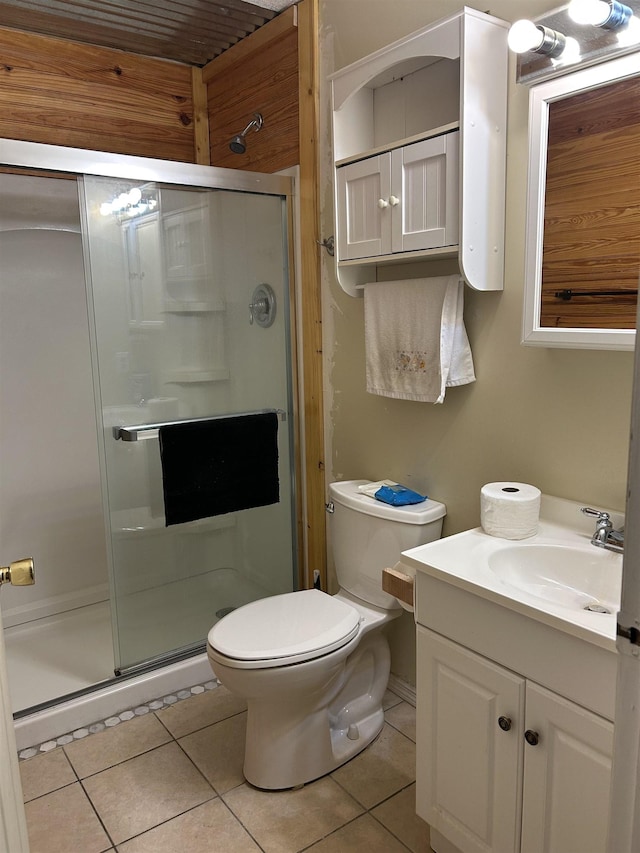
391;132;459;253
417;627;524;853
336;154;391;260
163;203;210;283
521;683;613;853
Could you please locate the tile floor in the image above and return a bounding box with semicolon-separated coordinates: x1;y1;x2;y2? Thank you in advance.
19;684;431;852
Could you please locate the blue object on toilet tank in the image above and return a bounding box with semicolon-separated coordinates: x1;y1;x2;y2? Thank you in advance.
374;483;426;506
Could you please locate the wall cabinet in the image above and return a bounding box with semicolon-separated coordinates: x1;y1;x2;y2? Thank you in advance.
418;627;613;853
330;8;508;295
336;132;459;261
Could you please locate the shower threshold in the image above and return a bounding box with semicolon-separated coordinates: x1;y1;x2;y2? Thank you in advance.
13;646;213;752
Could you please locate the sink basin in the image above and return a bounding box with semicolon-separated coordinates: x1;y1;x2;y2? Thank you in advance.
487;543;622;612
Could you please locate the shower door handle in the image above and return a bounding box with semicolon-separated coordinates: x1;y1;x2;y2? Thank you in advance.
0;557;35;588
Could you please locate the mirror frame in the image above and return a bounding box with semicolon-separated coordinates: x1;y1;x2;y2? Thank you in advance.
522;51;639;352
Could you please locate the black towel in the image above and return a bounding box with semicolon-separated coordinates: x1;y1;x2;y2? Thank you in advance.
158;412;280;526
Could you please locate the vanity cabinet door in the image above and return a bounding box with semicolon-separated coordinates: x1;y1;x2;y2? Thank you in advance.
390;133;459;253
416;627;524;853
336;154;392;260
521;682;613;853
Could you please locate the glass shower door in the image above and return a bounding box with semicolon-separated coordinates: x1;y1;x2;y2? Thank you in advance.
80;176;297;673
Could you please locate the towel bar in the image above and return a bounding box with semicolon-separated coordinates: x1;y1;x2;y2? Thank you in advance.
554;288;638;301
113;408;286;442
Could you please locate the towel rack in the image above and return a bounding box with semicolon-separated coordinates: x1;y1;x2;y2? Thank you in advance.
113;408;286;442
554;288;638;301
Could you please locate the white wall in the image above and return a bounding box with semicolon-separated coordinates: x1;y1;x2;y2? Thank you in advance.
0;175;109;626
320;0;635;684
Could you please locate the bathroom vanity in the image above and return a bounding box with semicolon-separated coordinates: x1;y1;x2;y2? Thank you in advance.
398;496;622;853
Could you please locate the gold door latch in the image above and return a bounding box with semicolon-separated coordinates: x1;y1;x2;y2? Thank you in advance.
0;557;34;587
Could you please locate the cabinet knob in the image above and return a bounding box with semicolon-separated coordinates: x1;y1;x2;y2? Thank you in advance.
497;716;512;732
389;195;400;206
524;729;540;746
377;198;389;209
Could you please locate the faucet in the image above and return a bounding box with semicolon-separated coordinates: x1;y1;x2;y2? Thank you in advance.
581;507;624;553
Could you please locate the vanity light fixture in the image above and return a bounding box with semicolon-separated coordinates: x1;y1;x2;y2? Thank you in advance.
99;185;158;221
507;19;580;60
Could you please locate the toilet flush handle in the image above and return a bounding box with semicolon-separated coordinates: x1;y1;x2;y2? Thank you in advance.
325;501;334;514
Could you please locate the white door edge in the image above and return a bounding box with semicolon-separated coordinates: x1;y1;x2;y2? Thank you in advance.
0;603;29;853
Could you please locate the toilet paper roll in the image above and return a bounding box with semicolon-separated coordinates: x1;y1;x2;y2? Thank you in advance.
480;482;541;540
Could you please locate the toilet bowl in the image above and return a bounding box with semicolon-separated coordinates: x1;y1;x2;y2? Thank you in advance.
207;479;446;790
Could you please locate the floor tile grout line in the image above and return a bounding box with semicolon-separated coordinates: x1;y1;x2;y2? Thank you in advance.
385;720;416;742
78;775;119;851
217;794;268;852
367;809;415;852
162;707;248;742
96;792;221;850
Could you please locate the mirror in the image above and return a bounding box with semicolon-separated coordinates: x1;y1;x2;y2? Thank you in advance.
522;51;639;351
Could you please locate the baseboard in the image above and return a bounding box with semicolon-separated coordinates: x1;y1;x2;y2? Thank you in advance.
388;673;416;707
1;584;109;629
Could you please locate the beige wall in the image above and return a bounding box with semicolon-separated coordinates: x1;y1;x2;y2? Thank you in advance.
320;0;635;684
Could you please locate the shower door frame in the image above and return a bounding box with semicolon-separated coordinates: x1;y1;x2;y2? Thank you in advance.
0;137;305;655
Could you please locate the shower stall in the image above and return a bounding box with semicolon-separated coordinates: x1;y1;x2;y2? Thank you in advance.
0;142;299;723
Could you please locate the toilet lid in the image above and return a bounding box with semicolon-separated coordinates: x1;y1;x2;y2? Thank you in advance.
207;589;361;668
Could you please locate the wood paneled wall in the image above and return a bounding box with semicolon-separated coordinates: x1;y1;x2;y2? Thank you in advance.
202;7;299;172
542;77;640;330
0;26;196;162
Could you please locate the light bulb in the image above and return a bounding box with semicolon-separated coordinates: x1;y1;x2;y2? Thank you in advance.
555;36;581;64
507;19;544;53
568;0;610;26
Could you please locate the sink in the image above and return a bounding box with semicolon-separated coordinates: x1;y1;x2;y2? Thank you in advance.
487;543;622;612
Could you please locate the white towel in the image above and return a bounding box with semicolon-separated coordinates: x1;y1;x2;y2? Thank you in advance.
364;275;475;403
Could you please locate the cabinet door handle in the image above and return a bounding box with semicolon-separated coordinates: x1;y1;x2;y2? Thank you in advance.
389;195;400;206
377;198;389;209
524;729;540;746
497;716;512;732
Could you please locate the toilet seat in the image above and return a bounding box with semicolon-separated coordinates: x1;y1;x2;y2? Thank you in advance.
207;589;361;670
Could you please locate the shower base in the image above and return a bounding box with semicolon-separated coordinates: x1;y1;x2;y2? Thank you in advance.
5;601;114;714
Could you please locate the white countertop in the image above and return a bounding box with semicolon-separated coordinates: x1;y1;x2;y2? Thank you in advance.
399;495;623;652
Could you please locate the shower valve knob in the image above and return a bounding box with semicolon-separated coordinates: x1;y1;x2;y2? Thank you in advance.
0;557;35;587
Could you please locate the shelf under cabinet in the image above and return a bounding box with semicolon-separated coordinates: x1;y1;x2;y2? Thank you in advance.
340;244;458;270
335;122;459;169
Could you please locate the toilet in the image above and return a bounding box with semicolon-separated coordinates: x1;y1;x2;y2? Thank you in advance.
207;479;446;790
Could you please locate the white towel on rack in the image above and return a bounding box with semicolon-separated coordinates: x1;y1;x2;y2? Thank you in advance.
364;275;475;403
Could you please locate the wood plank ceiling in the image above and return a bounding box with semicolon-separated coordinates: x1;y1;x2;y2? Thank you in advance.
0;0;297;65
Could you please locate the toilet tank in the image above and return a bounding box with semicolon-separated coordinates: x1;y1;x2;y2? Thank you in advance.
328;480;446;610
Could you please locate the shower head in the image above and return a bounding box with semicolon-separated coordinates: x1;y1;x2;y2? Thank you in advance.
229;135;248;155
229;113;264;154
